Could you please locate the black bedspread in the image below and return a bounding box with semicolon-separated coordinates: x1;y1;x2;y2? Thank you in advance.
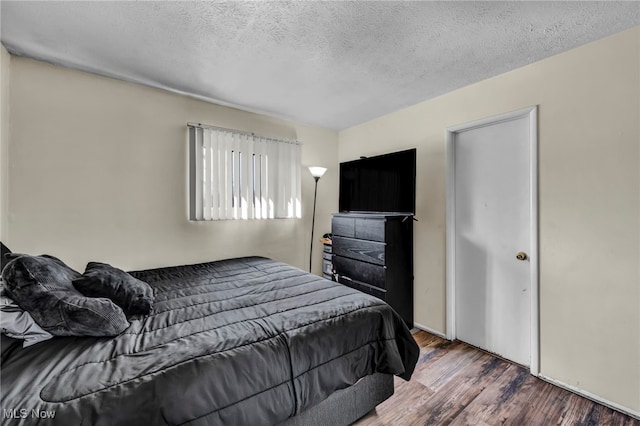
1;257;418;425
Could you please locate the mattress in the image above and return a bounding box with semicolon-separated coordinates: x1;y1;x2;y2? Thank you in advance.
1;256;418;425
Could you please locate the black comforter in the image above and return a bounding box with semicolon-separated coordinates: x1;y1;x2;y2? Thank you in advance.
1;257;418;425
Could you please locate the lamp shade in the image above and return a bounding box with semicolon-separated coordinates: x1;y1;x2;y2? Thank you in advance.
308;166;327;178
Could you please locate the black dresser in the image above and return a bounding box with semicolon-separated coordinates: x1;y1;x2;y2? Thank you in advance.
331;212;413;327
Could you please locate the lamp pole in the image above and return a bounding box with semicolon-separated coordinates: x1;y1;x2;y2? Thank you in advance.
308;167;327;273
309;175;320;272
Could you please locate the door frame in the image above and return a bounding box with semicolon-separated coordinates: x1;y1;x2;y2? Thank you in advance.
445;106;539;375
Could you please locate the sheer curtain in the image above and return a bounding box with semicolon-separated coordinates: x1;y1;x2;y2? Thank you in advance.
189;125;301;220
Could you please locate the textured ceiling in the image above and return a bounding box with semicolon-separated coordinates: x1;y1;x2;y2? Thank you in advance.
1;1;639;130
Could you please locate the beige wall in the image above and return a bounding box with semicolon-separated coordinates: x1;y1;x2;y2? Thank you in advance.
5;57;338;274
340;27;640;413
0;45;10;241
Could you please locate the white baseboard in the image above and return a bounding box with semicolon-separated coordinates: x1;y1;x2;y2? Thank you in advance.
538;374;640;420
412;322;447;339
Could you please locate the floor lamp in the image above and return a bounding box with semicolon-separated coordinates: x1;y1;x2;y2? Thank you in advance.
308;166;327;273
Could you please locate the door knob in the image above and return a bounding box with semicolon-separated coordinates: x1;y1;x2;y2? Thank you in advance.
516;252;528;261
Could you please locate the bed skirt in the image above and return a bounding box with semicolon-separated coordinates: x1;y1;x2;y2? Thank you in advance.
278;373;393;426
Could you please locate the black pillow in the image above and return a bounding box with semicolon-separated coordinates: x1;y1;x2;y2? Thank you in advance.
73;262;154;316
2;254;129;337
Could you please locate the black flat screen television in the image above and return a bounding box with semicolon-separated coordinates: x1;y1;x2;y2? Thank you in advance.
339;148;416;214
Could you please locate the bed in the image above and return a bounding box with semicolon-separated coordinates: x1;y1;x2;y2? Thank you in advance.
1;256;418;425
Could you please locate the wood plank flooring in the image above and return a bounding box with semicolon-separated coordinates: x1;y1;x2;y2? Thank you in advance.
355;330;639;425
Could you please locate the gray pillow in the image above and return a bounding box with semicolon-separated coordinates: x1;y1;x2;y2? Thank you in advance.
2;254;129;337
73;262;154;316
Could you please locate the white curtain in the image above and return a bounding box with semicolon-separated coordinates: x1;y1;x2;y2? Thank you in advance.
189;126;301;220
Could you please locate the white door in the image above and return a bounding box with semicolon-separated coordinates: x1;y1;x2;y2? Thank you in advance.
446;107;538;369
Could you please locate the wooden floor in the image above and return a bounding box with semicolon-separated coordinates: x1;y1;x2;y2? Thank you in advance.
355;330;639;426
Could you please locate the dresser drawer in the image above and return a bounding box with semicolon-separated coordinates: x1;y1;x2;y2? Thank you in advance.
332;216;355;238
337;275;386;301
361;282;386;301
333;236;386;266
355;218;386;242
337;275;361;292
333;255;386;289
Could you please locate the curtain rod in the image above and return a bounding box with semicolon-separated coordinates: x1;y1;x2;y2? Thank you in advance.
187;122;300;144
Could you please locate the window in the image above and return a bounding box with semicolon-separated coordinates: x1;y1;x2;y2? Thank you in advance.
189;125;301;220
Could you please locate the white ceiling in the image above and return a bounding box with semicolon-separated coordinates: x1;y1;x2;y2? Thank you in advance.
1;1;639;130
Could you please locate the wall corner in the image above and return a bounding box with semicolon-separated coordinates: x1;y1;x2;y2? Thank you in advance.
0;44;11;243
